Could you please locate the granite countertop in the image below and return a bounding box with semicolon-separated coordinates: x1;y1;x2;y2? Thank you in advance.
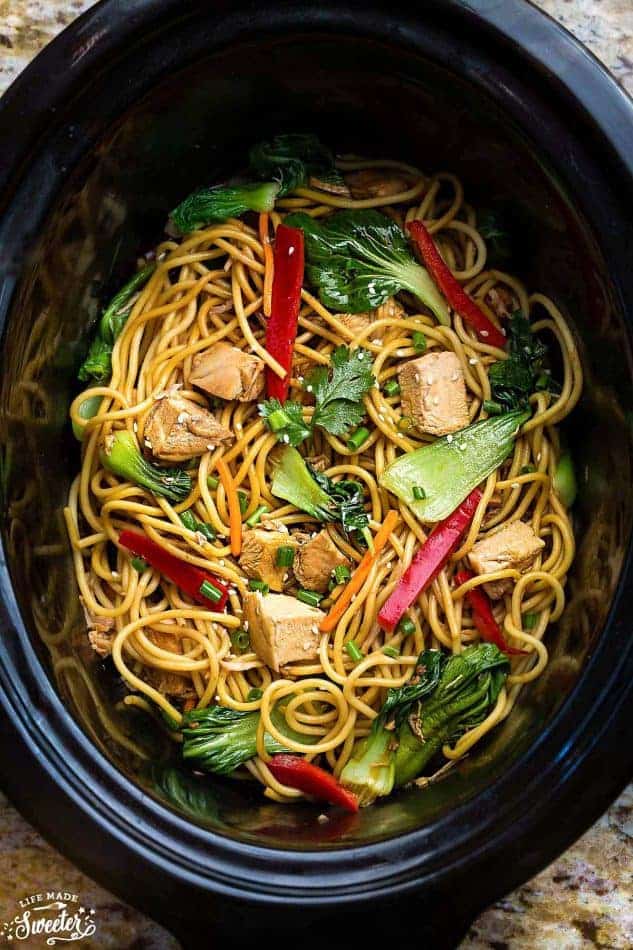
0;2;632;948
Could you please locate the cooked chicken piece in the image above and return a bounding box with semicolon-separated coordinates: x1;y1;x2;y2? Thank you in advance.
485;286;515;321
305;454;329;473
468;520;545;600
187;342;265;402
143;629;195;698
81;598;115;657
239;524;298;592
346;169;410;199
308;173;351;197
243;591;324;672
144;390;233;462
398;350;469;436
337;297;405;343
293;530;350;593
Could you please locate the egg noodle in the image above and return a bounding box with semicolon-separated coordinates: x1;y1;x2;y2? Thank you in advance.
65;156;582;803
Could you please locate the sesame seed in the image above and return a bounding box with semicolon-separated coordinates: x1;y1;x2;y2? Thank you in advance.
177;412;188;424
446;434;453;443
207;444;215;451
426;376;434;385
288;246;295;256
144;439;152;448
481;330;489;338
372;338;382;345
133;422;138;432
469;358;479;365
511;482;520;489
243;621;249;631
433;396;440;405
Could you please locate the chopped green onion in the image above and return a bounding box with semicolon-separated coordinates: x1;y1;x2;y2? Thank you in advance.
482;399;503;416
197;522;216;542
249;579;269;594
180;510;198;532
412;485;426;501
397;416;413;433
296;588;323;607
520;464;536;475
131;556;147;573
276;545;295;568
266;408;291;432
522;612;538;630
554;452;577;508
382;646;400;659
383;379;401;398
238;490;249;515
412;330;427;352
231;628;251;653
347;426;370;452
345;640;364;663
199;579;223;603
206;475;219;490
333;564;351;585
246;504;270;527
247;687;263;701
397;616;416;636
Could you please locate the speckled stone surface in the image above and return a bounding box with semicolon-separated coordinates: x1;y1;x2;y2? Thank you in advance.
0;2;631;948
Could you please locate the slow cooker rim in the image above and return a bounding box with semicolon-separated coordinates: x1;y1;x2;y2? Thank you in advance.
0;0;632;911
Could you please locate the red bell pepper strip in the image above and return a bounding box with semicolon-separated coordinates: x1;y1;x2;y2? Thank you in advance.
378;488;483;631
407;220;507;349
119;530;229;610
266;754;359;813
265;223;305;401
454;569;527;655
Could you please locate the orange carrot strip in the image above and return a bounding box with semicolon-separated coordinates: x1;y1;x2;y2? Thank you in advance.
217;457;242;557
319;510;400;633
259;212;274;317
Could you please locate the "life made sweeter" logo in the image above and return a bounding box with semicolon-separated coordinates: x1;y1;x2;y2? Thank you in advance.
1;891;97;945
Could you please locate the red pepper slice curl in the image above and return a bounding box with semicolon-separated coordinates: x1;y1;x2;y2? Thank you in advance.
378;488;483;631
407;220;506;349
119;530;229;610
265;224;305;402
453;569;527;655
266;754;359;813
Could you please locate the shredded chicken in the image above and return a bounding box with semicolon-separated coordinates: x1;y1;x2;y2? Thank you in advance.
337;297;404;342
187;342;265;402
485;286;515;321
345;169;410;199
293;530;350;593
144;390;233;462
143;629;196;698
81;598;115;657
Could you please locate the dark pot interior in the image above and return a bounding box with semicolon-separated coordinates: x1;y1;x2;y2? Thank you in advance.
1;0;633;939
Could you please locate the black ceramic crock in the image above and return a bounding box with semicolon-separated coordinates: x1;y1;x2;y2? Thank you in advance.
1;1;633;946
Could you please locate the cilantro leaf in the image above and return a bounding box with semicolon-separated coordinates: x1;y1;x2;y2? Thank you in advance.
306;346;375;437
258;399;311;447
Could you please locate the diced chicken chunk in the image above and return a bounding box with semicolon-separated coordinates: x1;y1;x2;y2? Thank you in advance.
293;530;350;593
398;350;469;436
144;390;233;462
345;169;410;199
143;629;196;698
243;591;324;672
337;297;405;343
187;342;265;402
239;524;297;592
81;598;115;657
468;520;545;600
